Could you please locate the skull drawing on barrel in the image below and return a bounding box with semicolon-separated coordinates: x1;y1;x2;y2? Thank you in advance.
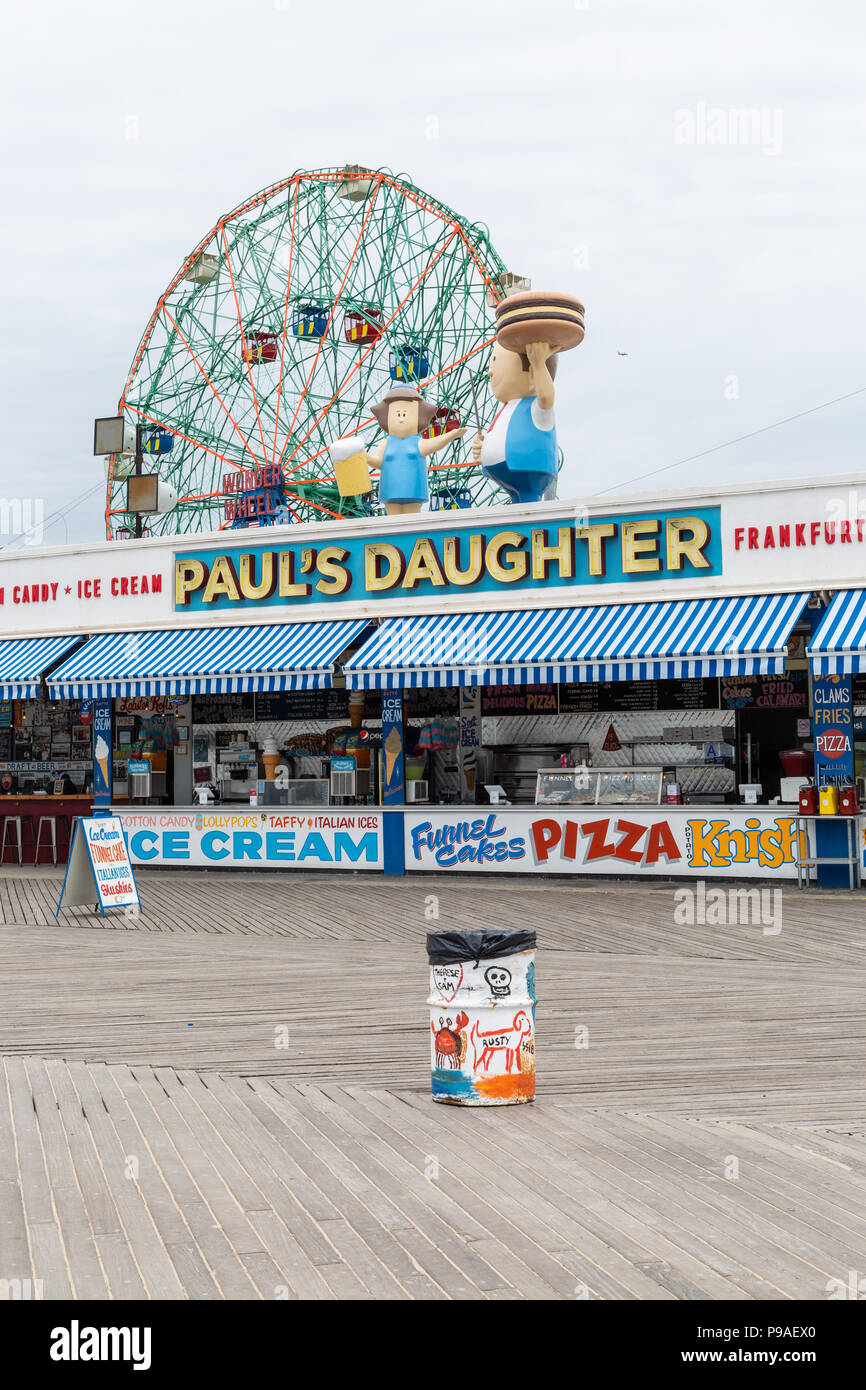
432;1012;469;1070
484;966;512;998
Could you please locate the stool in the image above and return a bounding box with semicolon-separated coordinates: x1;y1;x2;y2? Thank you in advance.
36;816;59;865
1;816;25;864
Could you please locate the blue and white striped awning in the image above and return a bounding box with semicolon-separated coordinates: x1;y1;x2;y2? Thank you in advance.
0;635;83;699
345;593;810;688
47;620;371;698
808;590;866;674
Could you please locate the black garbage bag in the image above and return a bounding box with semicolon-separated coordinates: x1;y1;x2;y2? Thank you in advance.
426;929;536;966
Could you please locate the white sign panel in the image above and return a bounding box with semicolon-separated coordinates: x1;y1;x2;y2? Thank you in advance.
2;474;866;638
404;808;803;879
57;816;140;914
117;808;384;869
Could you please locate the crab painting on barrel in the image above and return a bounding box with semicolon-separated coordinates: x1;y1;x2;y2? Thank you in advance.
432;1012;468;1070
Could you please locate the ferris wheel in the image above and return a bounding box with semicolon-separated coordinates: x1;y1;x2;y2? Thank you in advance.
105;165;518;537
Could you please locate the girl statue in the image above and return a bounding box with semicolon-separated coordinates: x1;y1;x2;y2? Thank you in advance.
368;387;467;515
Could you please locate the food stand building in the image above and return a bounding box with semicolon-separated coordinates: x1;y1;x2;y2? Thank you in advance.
2;471;865;885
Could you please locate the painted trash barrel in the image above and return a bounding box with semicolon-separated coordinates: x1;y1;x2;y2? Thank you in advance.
427;930;536;1106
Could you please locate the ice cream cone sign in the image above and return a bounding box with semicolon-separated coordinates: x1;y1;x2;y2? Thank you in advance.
95;734;111;791
384;726;402;786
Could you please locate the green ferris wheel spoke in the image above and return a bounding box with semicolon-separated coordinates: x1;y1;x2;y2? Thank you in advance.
108;166;510;535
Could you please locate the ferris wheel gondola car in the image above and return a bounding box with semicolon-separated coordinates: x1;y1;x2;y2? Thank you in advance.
389;343;430;381
429;486;474;511
424;407;461;438
242;330;278;363
343;307;383;345
182;252;219;285
291;304;331;339
143;428;174;455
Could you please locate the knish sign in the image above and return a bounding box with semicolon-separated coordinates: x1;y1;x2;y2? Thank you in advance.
175;508;720;611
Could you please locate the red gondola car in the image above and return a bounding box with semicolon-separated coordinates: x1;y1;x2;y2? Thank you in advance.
424;407;461;438
242;330;278;363
344;307;383;346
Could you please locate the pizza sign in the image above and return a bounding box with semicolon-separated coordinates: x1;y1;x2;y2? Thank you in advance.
816;728;851;759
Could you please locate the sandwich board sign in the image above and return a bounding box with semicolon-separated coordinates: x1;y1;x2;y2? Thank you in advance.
57;816;140;916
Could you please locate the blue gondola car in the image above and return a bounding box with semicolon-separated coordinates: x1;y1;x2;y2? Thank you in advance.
143;428;174;455
429;486;474;511
291;303;330;339
389;343;430;381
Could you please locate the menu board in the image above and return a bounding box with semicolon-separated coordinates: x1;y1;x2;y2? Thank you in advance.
0;729;12;760
254;690;383;721
481;685;559;715
554;678;719;714
255;690;349;721
719;671;808;710
192;692;255;724
853;675;866;705
403;688;459;716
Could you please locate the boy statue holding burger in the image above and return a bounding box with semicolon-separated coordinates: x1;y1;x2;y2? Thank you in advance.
473;288;585;505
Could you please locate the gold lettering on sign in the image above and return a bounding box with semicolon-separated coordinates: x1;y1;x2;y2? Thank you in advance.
238;552;277;601
666;516;711;570
278;551;311;598
485;531;528;583
365;543;404;591
202;555;241;603
315;547;351;595
175;559;206;605
622;519;661;573
443;535;483;586
575;523;617;576
403;539;446;589
531;527;574;581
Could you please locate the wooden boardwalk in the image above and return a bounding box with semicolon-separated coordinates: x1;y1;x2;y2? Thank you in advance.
1;868;865;1299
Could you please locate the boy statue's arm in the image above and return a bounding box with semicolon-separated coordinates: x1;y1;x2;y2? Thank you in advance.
525;340;556;411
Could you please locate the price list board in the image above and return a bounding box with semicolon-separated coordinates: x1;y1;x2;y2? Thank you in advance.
403;688;458;717
719;671;809;709
557;678;719;714
192;693;255;725
481;685;559;715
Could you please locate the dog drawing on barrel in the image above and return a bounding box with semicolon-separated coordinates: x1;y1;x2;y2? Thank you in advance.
470;1010;533;1073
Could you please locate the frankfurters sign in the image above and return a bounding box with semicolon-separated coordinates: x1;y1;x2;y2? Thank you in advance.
174;508;721;612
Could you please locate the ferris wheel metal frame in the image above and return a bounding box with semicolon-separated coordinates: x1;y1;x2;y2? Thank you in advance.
105;165;517;539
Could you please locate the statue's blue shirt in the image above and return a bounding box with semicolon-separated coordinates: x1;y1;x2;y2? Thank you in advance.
481;397;558;504
379;433;427;503
481;397;556;476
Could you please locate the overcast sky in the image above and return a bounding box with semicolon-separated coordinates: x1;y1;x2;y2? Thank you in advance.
1;0;864;547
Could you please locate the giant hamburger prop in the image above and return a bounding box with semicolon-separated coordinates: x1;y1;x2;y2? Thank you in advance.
495;290;585;355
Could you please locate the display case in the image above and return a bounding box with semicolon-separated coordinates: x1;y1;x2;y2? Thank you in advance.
534;768;596;806
535;766;664;806
494;743;590;804
283;778;330;806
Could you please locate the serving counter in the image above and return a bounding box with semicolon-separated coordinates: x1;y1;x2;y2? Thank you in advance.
0;796;93;864
104;801;861;883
